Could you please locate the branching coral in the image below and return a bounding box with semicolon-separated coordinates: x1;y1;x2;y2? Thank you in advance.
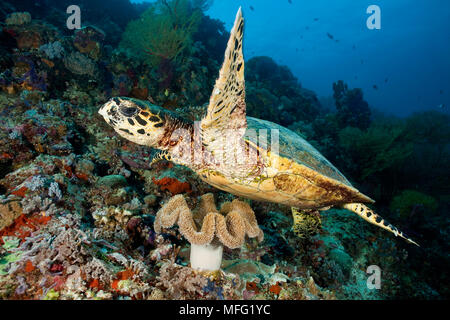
156;260;208;299
154;193;263;271
92;207;133;231
120;0;201;67
52;229;91;265
83;257;113;286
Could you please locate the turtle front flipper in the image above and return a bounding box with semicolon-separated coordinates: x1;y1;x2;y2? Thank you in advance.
342;203;419;246
150;150;172;166
200;7;247;149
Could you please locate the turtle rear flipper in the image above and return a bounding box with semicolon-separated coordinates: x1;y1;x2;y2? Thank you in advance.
342;203;419;246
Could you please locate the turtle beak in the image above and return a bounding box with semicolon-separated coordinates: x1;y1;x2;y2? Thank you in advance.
98;105;107;118
98;99;115;119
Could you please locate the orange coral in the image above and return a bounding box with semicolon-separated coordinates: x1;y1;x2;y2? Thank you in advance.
246;281;259;293
152;176;191;195
0;213;51;244
75;172;89;181
63;165;74;178
269;283;281;295
74;40;100;59
117;269;134;280
0;152;13;160
111;269;135;291
25;260;35;272
11;186;28;197
88;279;102;290
41;58;54;68
111;280;119;290
16;30;42;49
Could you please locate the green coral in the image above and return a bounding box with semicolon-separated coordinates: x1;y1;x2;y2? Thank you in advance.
390;190;438;219
119;0;201;67
44;288;60;300
404;110;450;144
1;237;22;276
0;251;22;276
338;123;414;179
1;237;20;251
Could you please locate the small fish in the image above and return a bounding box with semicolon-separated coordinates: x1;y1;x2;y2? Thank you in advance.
438;104;445;109
384;78;388;83
354;76;358;80
305;26;309;30
335;39;340;43
440;89;443;94
352;44;356;50
288;0;292;4
147;95;156;104
164;89;169;96
313;18;319;21
326;32;334;40
373;85;378;90
296;48;299;52
361;59;364;64
250;5;254;11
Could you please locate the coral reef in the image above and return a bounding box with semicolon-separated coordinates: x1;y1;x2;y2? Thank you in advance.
5;12;31;26
338;123;414;179
0;0;447;301
333;80;371;130
246;56;321;126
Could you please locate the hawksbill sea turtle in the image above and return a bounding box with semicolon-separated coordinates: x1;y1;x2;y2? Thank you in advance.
99;8;418;246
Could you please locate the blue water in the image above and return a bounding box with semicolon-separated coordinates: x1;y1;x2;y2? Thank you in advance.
133;0;450;117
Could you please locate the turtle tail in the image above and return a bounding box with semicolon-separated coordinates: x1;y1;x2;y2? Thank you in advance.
342;203;419;246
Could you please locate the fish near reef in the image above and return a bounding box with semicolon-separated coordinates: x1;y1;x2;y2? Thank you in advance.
99;8;419;246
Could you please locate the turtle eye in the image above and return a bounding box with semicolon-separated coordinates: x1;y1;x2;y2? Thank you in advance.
120;106;138;117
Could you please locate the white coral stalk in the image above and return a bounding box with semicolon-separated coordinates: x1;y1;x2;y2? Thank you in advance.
190;241;223;272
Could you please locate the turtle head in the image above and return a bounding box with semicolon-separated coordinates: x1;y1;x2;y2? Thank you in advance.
98;97;168;147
